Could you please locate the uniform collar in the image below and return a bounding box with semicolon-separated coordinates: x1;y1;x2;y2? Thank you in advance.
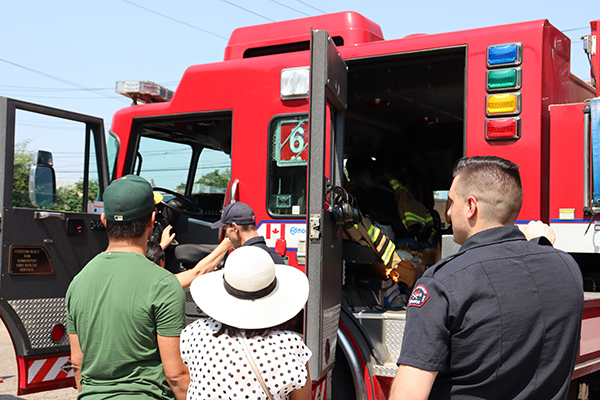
460;225;526;253
242;236;266;246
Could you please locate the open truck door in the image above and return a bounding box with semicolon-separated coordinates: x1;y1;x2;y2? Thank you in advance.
305;29;349;398
0;97;109;394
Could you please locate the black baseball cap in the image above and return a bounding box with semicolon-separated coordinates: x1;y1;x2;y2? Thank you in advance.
211;202;256;229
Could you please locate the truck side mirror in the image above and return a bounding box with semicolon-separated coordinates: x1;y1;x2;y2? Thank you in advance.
29;150;57;208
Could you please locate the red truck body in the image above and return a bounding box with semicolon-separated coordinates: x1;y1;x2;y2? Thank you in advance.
2;11;600;399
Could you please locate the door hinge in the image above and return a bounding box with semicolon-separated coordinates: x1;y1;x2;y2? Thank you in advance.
309;214;321;240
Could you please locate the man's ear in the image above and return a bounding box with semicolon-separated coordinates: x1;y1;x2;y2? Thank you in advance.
149;211;156;228
466;196;478;219
100;213;107;227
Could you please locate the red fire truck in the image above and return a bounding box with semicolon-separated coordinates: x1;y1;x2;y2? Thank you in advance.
1;11;600;399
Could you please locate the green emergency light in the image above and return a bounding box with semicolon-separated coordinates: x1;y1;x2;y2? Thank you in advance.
487;68;522;92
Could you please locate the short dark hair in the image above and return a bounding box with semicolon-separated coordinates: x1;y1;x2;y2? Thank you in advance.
146;241;165;265
453;156;522;224
105;213;153;239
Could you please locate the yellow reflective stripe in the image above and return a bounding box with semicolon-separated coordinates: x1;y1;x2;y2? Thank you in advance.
389;179;401;190
405;212;433;224
367;225;374;236
381;240;395;265
368;225;381;243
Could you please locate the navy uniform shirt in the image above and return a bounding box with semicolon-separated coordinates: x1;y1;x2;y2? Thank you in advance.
398;225;583;400
242;236;285;264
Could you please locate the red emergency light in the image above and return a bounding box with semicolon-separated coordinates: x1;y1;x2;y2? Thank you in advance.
485;117;521;141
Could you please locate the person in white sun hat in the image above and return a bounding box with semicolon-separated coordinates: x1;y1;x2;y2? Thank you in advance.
180;246;311;400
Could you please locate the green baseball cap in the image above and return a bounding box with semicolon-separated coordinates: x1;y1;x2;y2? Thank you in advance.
104;175;158;223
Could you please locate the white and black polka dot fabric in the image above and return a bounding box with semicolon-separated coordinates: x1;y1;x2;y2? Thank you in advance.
180;317;312;400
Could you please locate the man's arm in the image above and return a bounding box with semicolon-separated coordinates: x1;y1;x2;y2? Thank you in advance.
68;333;83;392
389;364;438;400
157;334;189;400
176;238;233;289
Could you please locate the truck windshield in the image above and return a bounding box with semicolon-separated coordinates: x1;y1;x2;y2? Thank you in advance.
134;135;192;191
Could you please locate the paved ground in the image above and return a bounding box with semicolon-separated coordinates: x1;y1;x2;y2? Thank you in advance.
0;320;78;400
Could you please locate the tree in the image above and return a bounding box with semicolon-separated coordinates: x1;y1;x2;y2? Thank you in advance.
56;179;99;212
174;182;186;193
12;140;35;208
195;169;230;189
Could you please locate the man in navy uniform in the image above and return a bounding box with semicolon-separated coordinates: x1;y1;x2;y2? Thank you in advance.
211;202;285;264
390;156;583;400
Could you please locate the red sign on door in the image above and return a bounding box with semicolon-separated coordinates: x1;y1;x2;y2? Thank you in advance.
277;119;309;167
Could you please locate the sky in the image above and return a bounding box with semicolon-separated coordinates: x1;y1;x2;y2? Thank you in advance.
1;0;599;186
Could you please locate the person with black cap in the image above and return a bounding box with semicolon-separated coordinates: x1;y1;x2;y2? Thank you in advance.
181;246;311;399
211;202;285;264
66;175;189;400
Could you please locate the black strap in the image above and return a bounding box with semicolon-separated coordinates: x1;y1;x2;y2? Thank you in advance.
223;276;277;300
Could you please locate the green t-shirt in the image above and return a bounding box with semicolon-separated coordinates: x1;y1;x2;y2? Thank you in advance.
66;251;186;399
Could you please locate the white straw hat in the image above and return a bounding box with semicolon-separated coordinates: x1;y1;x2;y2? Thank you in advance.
189;246;309;329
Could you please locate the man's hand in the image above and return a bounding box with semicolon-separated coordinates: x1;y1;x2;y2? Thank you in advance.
160;225;176;250
520;220;556;245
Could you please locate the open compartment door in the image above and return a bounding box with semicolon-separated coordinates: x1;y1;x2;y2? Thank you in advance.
305;29;348;385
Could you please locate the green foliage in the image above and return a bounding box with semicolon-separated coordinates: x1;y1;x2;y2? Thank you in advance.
56;179;99;212
195;169;230;189
12;139;99;212
174;181;186;192
12;140;35;208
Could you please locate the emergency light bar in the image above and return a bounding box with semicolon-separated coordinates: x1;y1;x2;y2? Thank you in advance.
486;93;521;116
281;67;310;100
485;117;521;140
486;68;522;91
487;43;523;68
116;80;173;104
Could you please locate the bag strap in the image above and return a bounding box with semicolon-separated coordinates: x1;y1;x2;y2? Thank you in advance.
236;331;275;400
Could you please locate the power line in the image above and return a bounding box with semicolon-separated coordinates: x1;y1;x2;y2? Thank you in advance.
121;0;229;40
563;26;588;32
295;0;325;14
269;0;311;16
0;85;114;92
0;57;122;102
221;0;275;22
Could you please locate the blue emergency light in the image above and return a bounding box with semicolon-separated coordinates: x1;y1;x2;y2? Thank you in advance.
487;43;522;68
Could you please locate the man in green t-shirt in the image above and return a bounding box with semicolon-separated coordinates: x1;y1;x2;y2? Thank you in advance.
66;175;189;399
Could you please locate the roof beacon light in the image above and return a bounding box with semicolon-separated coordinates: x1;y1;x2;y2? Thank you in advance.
486;93;521;116
281;67;310;100
487;68;522;91
487;43;523;68
485;117;521;141
116;80;174;104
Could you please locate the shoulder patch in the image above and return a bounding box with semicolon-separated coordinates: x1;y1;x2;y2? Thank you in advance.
408;284;430;307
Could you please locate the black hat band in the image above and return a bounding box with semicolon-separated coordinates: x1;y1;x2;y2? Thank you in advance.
223;276;277;301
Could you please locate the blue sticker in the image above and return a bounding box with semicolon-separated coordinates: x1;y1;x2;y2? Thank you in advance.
408;284;430;307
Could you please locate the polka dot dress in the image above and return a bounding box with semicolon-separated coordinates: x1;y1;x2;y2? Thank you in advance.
180;317;312;400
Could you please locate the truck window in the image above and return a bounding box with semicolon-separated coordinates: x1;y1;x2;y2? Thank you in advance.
12;109;101;212
128;113;233;224
192;148;231;195
107;132;119;181
267;115;308;216
133;135;193;191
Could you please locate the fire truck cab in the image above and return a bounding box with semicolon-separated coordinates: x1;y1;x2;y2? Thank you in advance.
2;11;600;399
